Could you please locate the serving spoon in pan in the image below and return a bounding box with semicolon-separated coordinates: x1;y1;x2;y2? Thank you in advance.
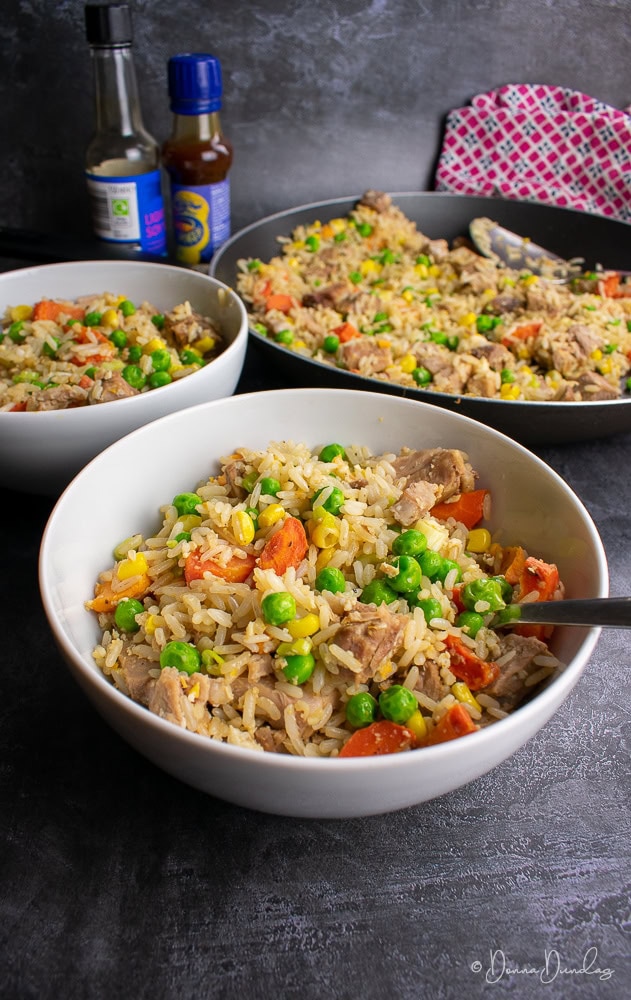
469;216;631;283
492;596;631;629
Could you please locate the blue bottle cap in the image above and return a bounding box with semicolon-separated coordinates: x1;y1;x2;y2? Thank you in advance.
168;54;223;115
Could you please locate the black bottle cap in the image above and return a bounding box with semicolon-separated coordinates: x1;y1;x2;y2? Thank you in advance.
85;3;133;46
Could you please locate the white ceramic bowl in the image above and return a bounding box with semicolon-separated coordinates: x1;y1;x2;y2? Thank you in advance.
0;260;248;495
39;388;607;818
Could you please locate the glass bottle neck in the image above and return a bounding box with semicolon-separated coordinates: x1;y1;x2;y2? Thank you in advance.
170;111;223;141
90;44;145;136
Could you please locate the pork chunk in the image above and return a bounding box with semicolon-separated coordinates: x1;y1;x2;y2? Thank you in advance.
390;479;440;526
333;603;405;683
483;633;551;710
392;447;476;502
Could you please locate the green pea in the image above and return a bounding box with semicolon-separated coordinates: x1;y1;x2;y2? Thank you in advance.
373;312;388;323
359;579;398;606
148;371;172;388
419;549;444;581
174;531;191;543
356;222;373;237
392;529;427;558
114;597;144;633
429;330;448;346
315;566;346;594
84;310;102;326
8;321;26;343
389;555;422;593
119;299;136;317
261;591;296;626
349;271;362;284
84;366;96;380
312;485;344;515
435;558;463;585
305;234;320;252
500;368;515;384
333;232;346;243
446;335;459;351
121;364;147;390
180;348;204;366
319;443;346;463
242;470;259;493
260;476;281;497
416;254;431;266
346;691;378;728
127;345;142;363
415;597;444;623
456;610;485;638
476;314;496;333
13;371;44;386
323;334;340;353
159;640;201;676
151;314;165;329
151;348;172;372
492;604;522;626
172;492;202;516
275;329;294;345
462;578;507;613
491;575;514;602
282;652;316;685
247;259;261;272
379;685;417;724
412;366;432;387
42;336;61;358
109;328;127;349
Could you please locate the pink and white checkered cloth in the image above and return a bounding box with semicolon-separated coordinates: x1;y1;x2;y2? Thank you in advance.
434;84;631;224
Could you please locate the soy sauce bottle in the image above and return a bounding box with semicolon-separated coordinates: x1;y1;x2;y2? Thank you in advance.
84;2;167;255
162;53;233;266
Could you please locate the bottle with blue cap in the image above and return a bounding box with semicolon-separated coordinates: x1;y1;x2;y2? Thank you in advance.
162;53;233;266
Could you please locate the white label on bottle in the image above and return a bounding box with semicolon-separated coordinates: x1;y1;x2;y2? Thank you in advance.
86;174;141;241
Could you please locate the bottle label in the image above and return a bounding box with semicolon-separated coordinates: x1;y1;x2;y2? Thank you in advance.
170;179;231;264
86;168;167;254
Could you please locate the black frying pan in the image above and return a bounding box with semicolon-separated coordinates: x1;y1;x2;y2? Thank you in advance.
210;192;631;446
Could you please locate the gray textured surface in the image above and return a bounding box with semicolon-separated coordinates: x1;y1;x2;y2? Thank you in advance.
2;1;631;995
2;0;631;238
1;350;630;999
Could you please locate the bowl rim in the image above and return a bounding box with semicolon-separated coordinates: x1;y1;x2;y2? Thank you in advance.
38;386;608;772
0;259;249;419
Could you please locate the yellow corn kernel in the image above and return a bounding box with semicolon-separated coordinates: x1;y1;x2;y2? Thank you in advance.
195;335;216;354
517;346;531;360
376;337;391;349
232;510;255;545
258;503;285;528
519;365;532;375
329;218;345;233
178;514;202;532
467;527;492;553
294;339;306;349
425;287;439;295
459;312;477;326
310;514;340;549
277;637;313;656
500;383;521;400
360;259;380;275
414;263;428;278
590;348;603;361
10;304;33;322
287;613;320;639
99;308;118;328
522;274;538;285
598;358;612;375
482;288;496;299
379;290;393;301
405;709;427;743
144;337;166;354
116;294;127;304
286;257;300;269
315;546;335;573
144;614;156;635
428;264;441;277
452;682;482;712
401;289;414;303
117;552;148;580
290;240;305;251
399;353;417;374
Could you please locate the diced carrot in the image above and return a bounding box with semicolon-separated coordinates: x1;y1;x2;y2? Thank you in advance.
184;549;256;585
258;516;308;574
78;374;94;389
501;320;542;347
32;299;85;322
72;326;110;345
500;545;527;585
264;293;295;314
339;720;416;757
599;272;620;297
332;322;361;343
443;633;500;691
86;573;151;613
9;401;27;412
451;584;466;613
430;488;489;529
418;703;477;747
516;556;559;601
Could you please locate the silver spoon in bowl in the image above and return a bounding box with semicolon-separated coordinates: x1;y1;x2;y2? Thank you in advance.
492;596;631;629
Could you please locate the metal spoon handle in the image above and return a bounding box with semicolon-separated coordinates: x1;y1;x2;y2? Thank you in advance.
500;597;631;628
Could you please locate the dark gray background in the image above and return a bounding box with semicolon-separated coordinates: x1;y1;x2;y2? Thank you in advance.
2;0;630;238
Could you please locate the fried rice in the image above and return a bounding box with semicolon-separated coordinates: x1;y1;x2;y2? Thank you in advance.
236;190;631;403
87;438;564;757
